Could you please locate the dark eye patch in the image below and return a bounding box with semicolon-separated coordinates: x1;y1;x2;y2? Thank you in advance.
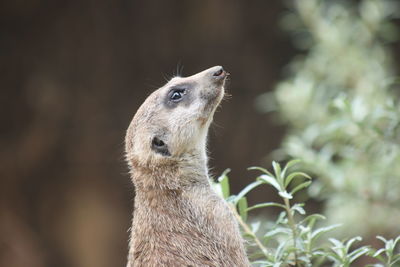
164;82;195;109
151;137;170;156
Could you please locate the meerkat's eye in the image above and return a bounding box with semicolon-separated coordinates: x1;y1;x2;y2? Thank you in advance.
151;137;170;156
153;137;165;147
169;89;185;102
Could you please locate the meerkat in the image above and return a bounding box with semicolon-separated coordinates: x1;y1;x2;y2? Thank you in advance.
124;66;249;267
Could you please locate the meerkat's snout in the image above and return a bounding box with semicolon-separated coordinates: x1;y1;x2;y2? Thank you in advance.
212;66;229;79
200;65;228;85
187;66;227;103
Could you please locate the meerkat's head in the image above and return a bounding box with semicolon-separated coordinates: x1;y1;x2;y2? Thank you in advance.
125;66;228;171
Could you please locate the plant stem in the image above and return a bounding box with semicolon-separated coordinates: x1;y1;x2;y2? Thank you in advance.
229;203;270;259
284;197;300;267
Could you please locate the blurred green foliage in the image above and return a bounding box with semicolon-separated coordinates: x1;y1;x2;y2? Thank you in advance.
258;0;400;237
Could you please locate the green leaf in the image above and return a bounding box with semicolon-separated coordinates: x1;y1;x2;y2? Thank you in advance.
349;246;370;263
275;239;289;261
345;236;362;252
372;248;385;258
329;238;344;249
258;174;282;191
311;224;342;241
238;197;248;222
284;171;311;188
385;239;394;252
292;203;305;215
250;260;271;266
217;169;231;199
272;161;282;183
298;225;311;238
278;190;293;199
376;236;388;243
246;202;286;212
248;166;274;177
281;159;301;178
326;250;343;263
290;180;312;195
394;235;400;247
275;211;287;225
300;214;326;226
233;180;263;204
242;232;255;239
265;227;291;238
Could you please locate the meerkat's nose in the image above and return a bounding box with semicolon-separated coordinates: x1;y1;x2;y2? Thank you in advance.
210;66;228;80
213;67;224;77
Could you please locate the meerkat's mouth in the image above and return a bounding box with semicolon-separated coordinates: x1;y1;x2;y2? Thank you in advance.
197;67;228;124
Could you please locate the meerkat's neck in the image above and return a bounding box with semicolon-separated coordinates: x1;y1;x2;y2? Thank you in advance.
131;149;211;192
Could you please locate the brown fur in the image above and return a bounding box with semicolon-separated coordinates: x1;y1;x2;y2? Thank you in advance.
125;66;249;267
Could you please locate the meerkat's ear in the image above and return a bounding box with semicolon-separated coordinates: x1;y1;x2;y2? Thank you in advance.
151;136;171;156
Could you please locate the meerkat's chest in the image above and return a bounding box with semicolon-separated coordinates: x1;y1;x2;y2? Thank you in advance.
130;191;242;266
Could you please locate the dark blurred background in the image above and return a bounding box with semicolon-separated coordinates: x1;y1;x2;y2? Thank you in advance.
1;1;399;267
